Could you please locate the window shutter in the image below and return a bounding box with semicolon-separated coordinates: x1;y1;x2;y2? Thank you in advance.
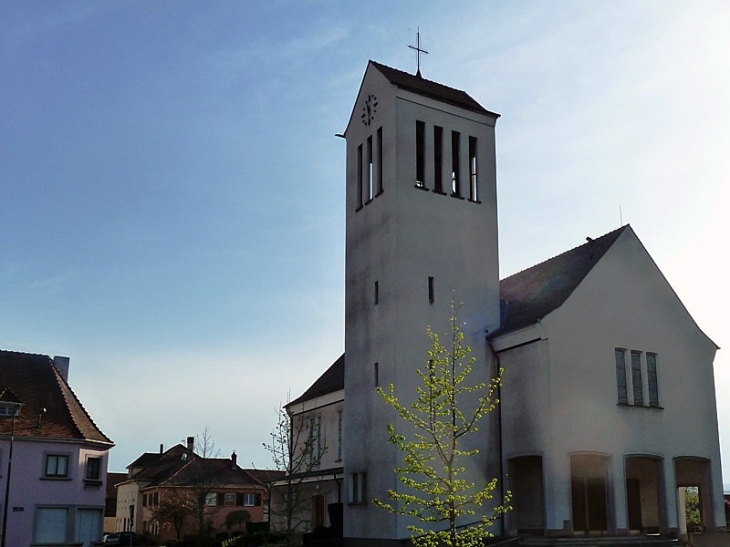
237;493;244;506
255;493;262;506
217;493;224;506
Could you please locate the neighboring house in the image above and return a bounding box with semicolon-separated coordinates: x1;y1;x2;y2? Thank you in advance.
116;439;273;542
0;350;114;547
286;60;725;546
104;472;127;533
269;355;344;535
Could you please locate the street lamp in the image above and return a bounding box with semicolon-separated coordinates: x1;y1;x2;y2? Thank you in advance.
1;402;23;547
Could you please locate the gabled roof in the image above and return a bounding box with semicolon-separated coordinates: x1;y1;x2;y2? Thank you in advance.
0;349;112;445
246;468;286;485
286;354;344;408
369;60;499;118
498;226;629;333
158;457;263;489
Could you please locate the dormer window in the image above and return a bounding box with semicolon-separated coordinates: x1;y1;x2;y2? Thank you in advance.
0;405;19;417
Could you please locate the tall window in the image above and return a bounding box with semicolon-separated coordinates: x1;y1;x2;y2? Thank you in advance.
337;410;343;461
416;121;426;188
366;135;373;201
34;507;68;544
357;144;363;209
468;136;478;201
349;472;367;504
631;350;643;405
647;353;659;407
376;127;383;195
45;454;69;478
451;131;461;196
428;276;435;304
615;349;628;404
433;126;443;194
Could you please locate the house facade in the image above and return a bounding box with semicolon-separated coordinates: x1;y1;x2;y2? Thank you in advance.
269;355;345;536
116;440;272;542
0;350;113;547
286;60;724;546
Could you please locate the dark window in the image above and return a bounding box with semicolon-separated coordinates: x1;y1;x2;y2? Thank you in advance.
376;127;383;195
647;353;659;407
416;121;426;188
357;144;363;210
366;135;373;201
615;349;627;404
451;131;461;196
86;456;102;480
374;280;379;305
469;136;478;201
374;362;379;387
349;472;367;504
428;276;435;304
434;126;443;193
631;351;643;405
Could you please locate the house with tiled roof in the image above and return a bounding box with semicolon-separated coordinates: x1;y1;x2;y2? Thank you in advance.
285;60;724;546
116;438;279;542
0;350;113;547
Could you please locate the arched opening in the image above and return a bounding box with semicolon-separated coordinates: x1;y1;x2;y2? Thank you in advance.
571;454;610;535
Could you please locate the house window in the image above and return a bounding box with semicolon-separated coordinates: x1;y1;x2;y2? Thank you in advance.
0;405;20;418
416;120;425;188
45;454;69;478
205;493;218;506
86;456;102;481
142;494;148;507
615;349;628;404
243;493;260;506
224;493;236;506
433;125;443;193
34;507;69;544
631;350;643;405
153;492;159;506
349;472;367;504
451;131;461;197
468;136;478;202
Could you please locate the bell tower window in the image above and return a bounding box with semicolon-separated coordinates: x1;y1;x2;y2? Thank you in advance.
416;120;426;188
357;144;363;210
451;131;461;197
366;135;374;201
469;136;478;202
376;127;383;195
433;126;444;194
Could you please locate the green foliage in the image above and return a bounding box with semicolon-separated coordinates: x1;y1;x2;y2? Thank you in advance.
375;302;510;547
225;510;251;532
685;488;701;532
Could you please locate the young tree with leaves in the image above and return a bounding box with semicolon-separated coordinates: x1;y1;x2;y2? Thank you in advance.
375;302;510;547
189;427;223;535
264;404;327;547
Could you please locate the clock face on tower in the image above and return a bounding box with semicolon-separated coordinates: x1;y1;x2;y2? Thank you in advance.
361;94;378;126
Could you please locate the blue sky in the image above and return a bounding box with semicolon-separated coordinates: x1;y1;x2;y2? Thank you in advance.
2;1;729;475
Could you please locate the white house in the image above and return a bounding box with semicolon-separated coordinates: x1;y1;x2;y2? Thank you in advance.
286;60;724;547
0;350;113;547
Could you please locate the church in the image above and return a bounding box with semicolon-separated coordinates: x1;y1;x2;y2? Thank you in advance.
282;60;725;546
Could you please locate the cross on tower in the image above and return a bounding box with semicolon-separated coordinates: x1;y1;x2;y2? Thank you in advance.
408;28;429;77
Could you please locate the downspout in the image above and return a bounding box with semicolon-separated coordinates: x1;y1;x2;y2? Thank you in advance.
487;300;507;537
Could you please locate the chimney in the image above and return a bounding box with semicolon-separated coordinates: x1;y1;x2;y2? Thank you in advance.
231;451;237;467
187;436;195;454
53;356;70;381
160;444;164;454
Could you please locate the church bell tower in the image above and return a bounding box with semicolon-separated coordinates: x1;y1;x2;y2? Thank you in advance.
342;61;501;545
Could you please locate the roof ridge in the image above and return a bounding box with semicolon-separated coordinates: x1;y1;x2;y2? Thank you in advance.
501;225;629;282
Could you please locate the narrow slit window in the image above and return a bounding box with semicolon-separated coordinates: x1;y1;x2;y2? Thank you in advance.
451;131;461;196
376;127;383;195
647;353;659;407
357;144;363;209
615;348;627;404
374;362;379;387
434;126;443;193
416;121;426;188
374;280;379;305
631;350;643;405
469;136;478;201
367;135;373;201
428;276;434;304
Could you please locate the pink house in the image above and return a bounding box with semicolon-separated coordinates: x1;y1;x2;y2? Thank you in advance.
0;350;113;547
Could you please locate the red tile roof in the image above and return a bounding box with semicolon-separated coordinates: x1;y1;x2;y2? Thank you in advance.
0;349;112;445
